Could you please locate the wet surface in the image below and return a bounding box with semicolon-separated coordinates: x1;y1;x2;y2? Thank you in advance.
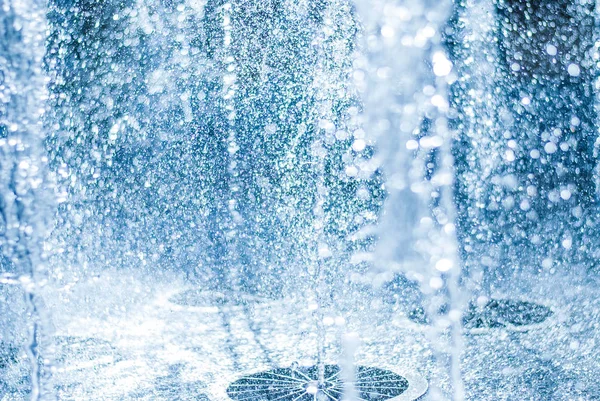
0;271;597;400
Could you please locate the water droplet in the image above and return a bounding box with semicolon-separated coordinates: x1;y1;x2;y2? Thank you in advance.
435;258;453;272
546;44;557;55
544;142;557;154
567;63;580;77
432;51;452;76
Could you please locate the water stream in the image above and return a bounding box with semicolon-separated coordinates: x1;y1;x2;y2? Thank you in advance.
0;1;54;399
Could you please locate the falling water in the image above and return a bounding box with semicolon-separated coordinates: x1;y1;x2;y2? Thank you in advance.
306;0;360;386
447;0;501;298
351;0;468;399
0;0;54;399
221;1;243;299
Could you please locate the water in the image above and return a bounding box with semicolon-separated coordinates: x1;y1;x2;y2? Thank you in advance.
0;1;54;399
1;0;600;400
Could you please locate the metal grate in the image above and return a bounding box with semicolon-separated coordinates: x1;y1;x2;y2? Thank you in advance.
227;365;419;401
408;298;553;330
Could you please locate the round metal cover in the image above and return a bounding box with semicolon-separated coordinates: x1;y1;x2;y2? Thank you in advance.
226;364;427;401
408;298;554;332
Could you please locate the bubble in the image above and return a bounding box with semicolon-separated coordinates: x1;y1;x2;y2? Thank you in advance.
505;149;515;161
544;142;557;154
352;139;366;152
431;94;448;110
381;25;395;38
345;165;358;177
429;277;443;289
435;258;453;272
432;51;452;76
335;130;348;140
570;116;580;126
406;139;419;150
567;63;580;77
546;44;557;55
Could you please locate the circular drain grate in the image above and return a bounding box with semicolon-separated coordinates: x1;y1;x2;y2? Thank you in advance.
227;365;427;401
408;298;553;331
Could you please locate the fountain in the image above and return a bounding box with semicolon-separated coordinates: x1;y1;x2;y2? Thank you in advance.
1;0;600;400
